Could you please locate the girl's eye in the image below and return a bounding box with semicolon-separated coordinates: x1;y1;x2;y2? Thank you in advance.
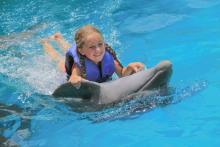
89;43;104;50
89;46;96;50
98;42;104;47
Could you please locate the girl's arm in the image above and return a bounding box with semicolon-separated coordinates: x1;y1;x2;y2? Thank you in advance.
114;60;123;77
115;61;145;77
105;44;145;77
68;64;84;87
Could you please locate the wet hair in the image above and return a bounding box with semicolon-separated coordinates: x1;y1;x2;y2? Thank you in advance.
74;25;100;78
105;44;123;68
74;25;123;78
74;25;103;49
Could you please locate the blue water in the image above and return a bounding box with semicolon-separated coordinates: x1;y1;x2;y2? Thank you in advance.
1;0;220;146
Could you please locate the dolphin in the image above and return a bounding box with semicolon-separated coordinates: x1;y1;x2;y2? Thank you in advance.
0;22;48;49
0;103;31;145
53;60;172;106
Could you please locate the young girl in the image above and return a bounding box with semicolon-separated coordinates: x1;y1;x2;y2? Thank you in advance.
41;25;145;87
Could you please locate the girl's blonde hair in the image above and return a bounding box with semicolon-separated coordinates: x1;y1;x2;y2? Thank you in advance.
74;25;103;49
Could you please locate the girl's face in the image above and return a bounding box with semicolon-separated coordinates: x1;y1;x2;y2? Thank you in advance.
79;32;105;64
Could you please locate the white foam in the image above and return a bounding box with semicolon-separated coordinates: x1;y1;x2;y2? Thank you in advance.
0;52;65;95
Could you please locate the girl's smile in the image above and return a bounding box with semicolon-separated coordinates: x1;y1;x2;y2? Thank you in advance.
79;32;105;64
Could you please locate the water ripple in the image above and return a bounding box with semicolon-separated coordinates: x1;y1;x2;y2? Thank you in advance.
186;0;220;8
121;13;186;34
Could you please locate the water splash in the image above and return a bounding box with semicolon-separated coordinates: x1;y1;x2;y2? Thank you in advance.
0;46;65;95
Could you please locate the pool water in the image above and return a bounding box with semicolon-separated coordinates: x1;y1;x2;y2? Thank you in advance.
1;0;220;146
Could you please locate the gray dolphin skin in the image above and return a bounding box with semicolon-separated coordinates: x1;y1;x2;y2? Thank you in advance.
0;22;47;49
0;103;30;147
53;60;172;105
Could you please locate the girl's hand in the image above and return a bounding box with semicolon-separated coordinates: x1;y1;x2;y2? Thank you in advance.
122;62;145;76
69;75;82;89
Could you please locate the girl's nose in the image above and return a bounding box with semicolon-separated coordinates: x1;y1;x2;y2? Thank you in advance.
95;45;102;52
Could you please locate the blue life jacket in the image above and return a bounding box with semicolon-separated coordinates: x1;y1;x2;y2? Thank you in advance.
65;43;116;83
